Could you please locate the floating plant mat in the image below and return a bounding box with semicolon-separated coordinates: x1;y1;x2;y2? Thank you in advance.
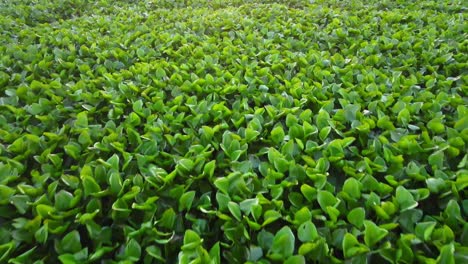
0;0;466;263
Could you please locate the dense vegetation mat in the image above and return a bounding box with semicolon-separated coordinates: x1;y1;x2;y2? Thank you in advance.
0;0;467;263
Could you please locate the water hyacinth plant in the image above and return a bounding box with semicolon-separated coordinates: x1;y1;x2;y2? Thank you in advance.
0;0;466;263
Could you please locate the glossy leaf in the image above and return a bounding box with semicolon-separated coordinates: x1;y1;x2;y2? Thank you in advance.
364;220;389;247
268;226;295;260
396;186;418;211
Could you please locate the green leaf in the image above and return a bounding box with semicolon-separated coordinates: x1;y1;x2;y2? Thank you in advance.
58;254;77;264
298;241;321;256
454;246;468;264
61;231;81;253
64;143;81;160
0;71;9;87
248;246;263;262
209;242;221;263
316;109;330;130
239;198;259;215
454;115;468;131
437;243;455;264
285;255;306;264
427;118;445;134
203;160;216;178
319;126;332;141
268;226;295;260
344;104;360;122
317;190;339;211
258;230;274;250
78;130;92;146
10;195;30;214
0;185;15;205
0;242;14;262
326;139;345;162
125;239;141;262
178;158;194;172
36;204;56;218
347;207;365;228
377;116;395;131
271;126;285;144
294;207;312;224
263;210;282;226
228;201;242;221
109;172;123;195
252;204;262;222
300;184;316;202
326;206;340;223
54;190;73;211
396;186;418;211
428;151;444;169
298;221;319;242
286;114;298;127
7;246;36;264
145;246;164;261
399;209;423;233
89;247;115;262
245;127;260;142
30;80;45;90
8;137;26;154
77;210;100;224
159;208;176;229
415;221;437;241
426;177;446;193
107;154;120;171
155;67;166;79
35;224;48;244
75;111;88;129
303;121;318;137
343;233;368;259
214;177;229;195
216;192;231;212
82;176;101;197
342;177;362;200
397;108;411;126
179;191;196;212
445;200;464;227
364;220;389;247
181;230;201;251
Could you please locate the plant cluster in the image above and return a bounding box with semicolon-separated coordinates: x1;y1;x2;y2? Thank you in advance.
0;0;466;263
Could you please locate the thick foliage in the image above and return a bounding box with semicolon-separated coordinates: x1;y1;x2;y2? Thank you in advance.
0;0;467;263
